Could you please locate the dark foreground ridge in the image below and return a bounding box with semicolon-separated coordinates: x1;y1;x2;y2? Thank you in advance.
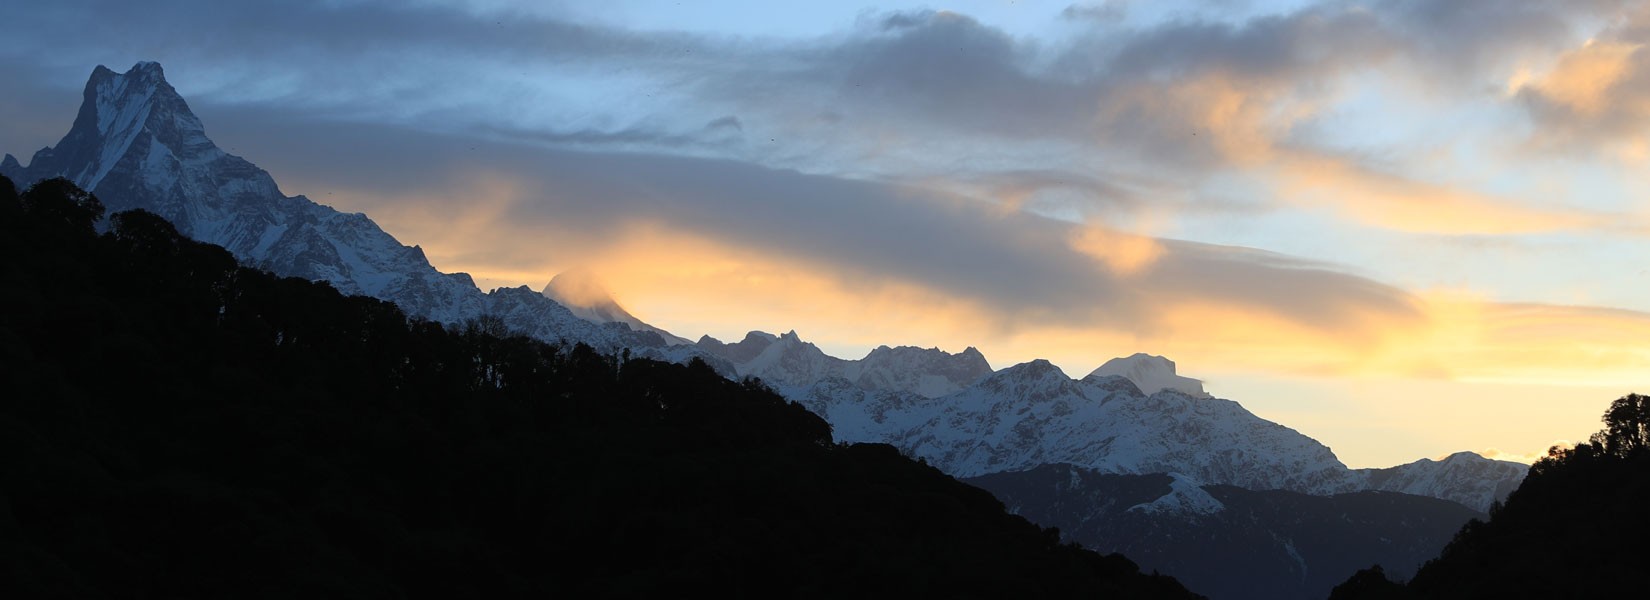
1330;393;1650;599
969;465;1482;600
0;176;1200;598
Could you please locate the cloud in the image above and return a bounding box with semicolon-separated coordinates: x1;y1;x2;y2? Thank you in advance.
1269;155;1608;234
1511;8;1650;158
1061;1;1129;24
180;101;1427;344
5;0;1636;236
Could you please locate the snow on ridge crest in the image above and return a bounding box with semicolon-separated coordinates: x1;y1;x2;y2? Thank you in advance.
1089;352;1210;398
697;329;993;398
1127;473;1225;516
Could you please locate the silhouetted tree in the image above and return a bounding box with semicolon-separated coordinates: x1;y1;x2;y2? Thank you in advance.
20;176;103;233
1601;393;1650;458
0;174;18;219
1328;565;1412;600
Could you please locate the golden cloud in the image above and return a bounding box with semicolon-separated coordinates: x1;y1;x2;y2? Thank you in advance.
1068;224;1166;276
1513;39;1642;117
1271;156;1603;235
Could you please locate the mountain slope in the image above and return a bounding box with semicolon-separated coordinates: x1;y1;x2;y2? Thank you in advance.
799;359;1357;491
1357;451;1526;514
541;268;692;345
0;62;723;368
797;357;1526;510
968;464;1482;600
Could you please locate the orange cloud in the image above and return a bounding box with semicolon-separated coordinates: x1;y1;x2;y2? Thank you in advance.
1514;40;1642;117
1098;71;1297;166
1068;224;1165;276
1509;10;1650;160
1271;156;1603;235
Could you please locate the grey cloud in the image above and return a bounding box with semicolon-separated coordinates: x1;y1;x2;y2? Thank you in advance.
178;101;1423;335
1061;2;1129;24
704;116;743;133
679;1;1617;175
1373;0;1622;73
471;122;743;152
4;0;1620;177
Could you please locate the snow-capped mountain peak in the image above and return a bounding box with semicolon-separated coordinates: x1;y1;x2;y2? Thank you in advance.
848;343;993;397
1088;353;1210;398
974;359;1078;399
1358;451;1527;511
541;268;691;345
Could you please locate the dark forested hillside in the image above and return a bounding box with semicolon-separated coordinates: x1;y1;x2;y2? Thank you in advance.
0;176;1199;599
968;465;1481;600
1329;393;1650;599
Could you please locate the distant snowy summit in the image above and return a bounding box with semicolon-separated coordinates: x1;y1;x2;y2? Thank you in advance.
1089;353;1210;398
541;268;692;345
696;329;993;398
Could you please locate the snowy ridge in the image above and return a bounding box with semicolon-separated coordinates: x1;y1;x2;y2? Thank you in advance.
697;330;992;397
797;358;1526;510
1358;451;1527;512
0;62;727;367
797;359;1357;492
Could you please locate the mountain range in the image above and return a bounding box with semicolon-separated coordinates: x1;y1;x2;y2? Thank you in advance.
4;62;1534;599
782;351;1525;512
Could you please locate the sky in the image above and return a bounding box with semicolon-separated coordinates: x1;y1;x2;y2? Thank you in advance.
3;0;1649;468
